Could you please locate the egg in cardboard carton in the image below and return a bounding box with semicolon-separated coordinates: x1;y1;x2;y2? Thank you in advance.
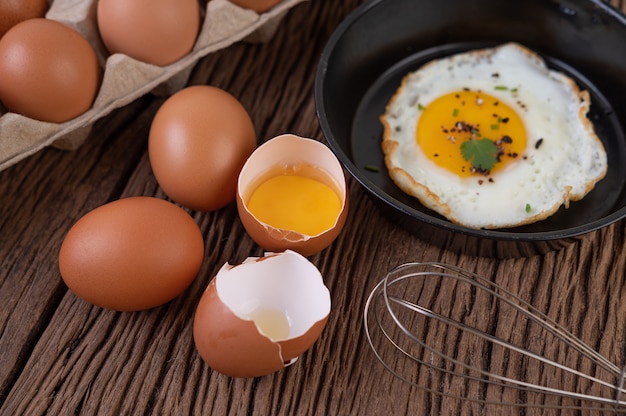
0;0;307;171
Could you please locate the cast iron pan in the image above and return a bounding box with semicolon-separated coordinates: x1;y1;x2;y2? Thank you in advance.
315;0;626;257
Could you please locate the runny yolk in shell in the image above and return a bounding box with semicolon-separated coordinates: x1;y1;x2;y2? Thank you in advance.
416;90;527;177
247;174;342;236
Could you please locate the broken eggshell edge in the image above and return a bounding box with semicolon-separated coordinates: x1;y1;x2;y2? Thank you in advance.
192;250;331;378
236;134;349;257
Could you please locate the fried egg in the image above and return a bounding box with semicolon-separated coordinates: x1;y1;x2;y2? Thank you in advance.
380;42;607;229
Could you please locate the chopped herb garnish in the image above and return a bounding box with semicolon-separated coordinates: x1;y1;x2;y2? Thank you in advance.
490;124;500;130
453;108;459;117
417;103;426;111
460;138;498;172
364;164;380;172
525;203;532;213
494;85;508;91
511;88;519;93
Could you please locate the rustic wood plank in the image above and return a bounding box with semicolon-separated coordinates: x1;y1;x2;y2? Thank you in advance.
0;96;156;405
1;0;626;415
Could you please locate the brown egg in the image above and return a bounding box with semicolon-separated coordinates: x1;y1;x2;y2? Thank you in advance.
226;0;283;13
0;0;48;38
59;197;205;311
97;0;201;66
193;251;331;378
0;18;101;123
149;85;257;211
236;134;348;256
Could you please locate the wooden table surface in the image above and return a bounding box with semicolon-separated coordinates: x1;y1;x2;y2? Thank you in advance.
2;1;626;415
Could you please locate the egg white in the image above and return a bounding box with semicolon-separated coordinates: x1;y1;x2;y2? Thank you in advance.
380;42;607;229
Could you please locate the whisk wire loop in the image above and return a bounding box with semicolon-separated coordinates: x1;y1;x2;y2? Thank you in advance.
364;262;626;411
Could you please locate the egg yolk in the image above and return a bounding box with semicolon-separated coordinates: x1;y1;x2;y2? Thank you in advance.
416;90;526;177
247;174;342;236
244;307;291;341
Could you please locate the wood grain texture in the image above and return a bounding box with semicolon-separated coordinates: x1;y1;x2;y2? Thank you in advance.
1;0;626;415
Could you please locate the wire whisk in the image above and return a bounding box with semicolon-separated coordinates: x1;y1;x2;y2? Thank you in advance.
363;262;626;412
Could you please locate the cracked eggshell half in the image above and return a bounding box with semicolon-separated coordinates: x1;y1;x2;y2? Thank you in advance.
236;134;348;256
193;250;331;378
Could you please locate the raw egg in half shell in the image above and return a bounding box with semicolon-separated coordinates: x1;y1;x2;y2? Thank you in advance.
236;134;348;256
193;250;331;378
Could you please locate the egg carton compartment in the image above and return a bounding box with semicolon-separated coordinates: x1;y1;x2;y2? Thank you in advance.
0;0;307;171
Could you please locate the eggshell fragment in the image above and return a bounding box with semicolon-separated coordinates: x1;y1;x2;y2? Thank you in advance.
193;250;331;378
236;134;348;256
59;196;205;311
149;85;257;211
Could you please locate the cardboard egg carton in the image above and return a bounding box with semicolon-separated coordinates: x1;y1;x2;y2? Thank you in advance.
0;0;307;172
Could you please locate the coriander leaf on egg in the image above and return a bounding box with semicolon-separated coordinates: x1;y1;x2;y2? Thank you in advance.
460;138;498;172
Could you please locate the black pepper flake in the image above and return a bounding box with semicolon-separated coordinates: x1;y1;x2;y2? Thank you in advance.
491;73;500;78
501;117;509;124
395;126;402;132
433;153;439;157
470;166;490;175
535;138;544;149
501;135;513;144
488;178;494;183
478;179;484;185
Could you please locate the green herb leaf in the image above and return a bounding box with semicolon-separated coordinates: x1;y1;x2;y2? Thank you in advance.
494;85;508;91
364;164;380;172
525;203;531;213
452;108;459;117
460;138;498;171
417;103;426;111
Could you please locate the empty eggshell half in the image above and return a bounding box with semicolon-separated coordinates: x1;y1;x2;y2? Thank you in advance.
193;250;331;378
236;134;348;256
